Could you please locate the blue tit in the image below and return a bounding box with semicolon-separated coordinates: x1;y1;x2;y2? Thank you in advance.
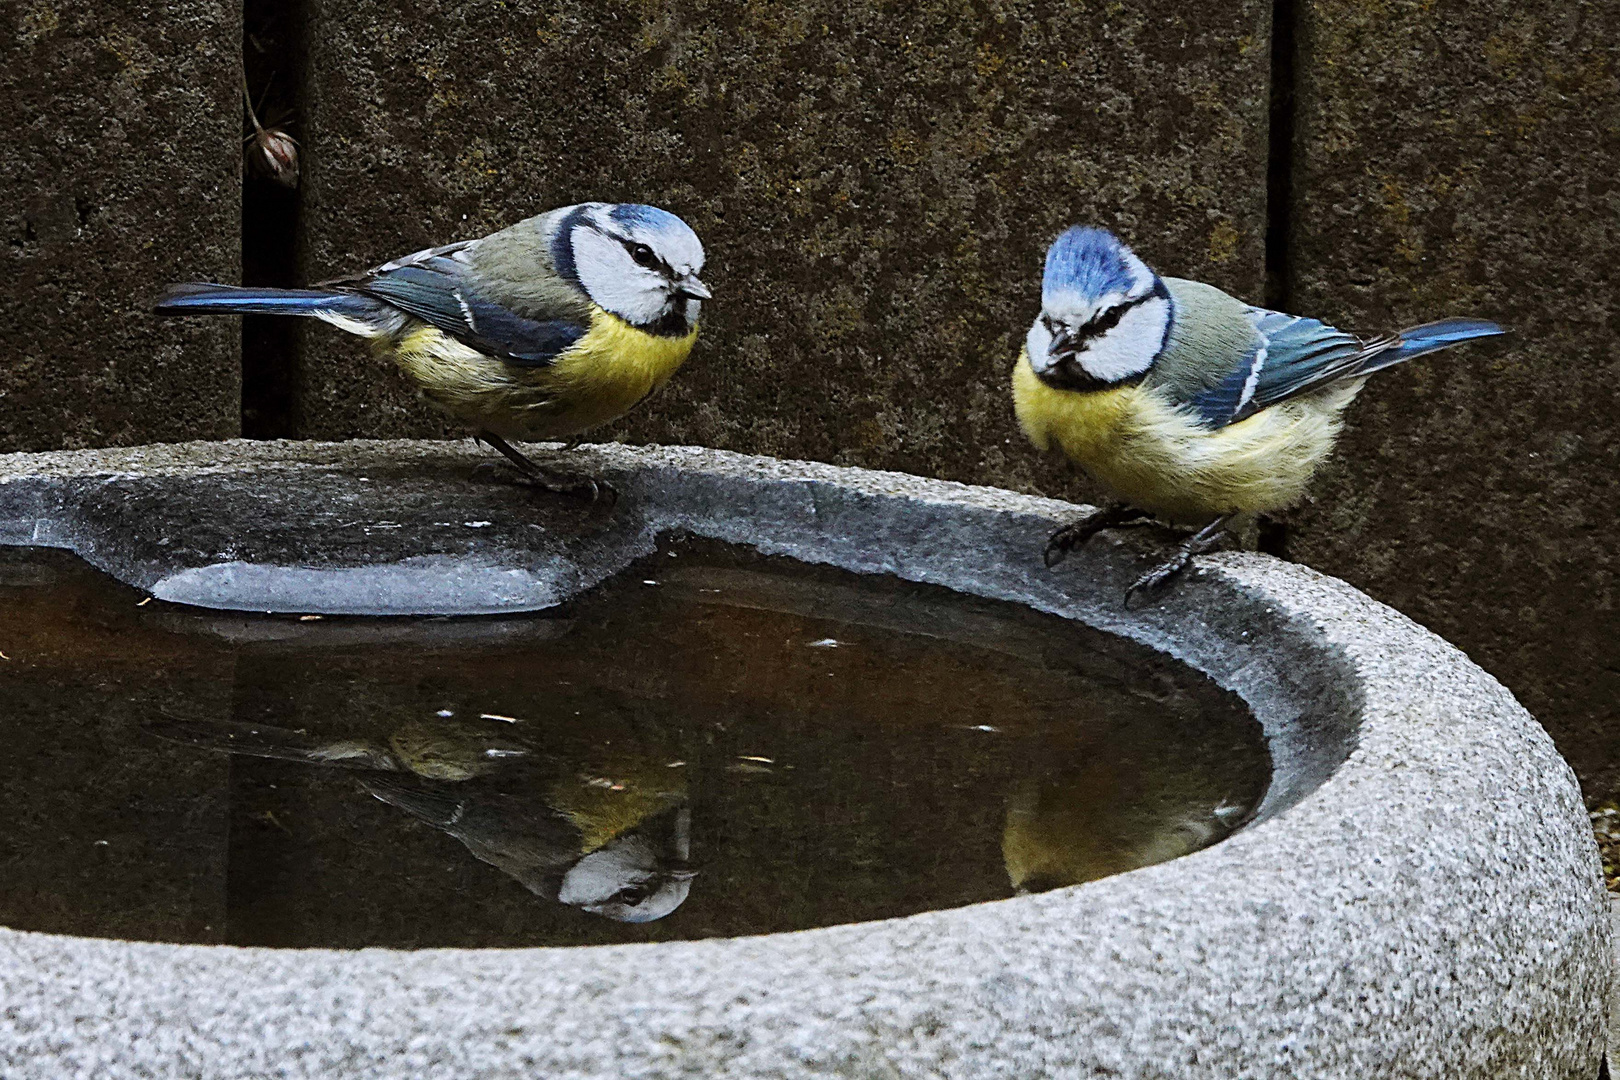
1012;226;1504;601
155;203;711;495
145;715;696;923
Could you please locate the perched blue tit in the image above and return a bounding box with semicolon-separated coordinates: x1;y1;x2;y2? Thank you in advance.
146;715;696;923
1013;226;1504;601
155;203;710;494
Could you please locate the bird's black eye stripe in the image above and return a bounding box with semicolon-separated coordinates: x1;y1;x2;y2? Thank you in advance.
1091;303;1129;333
626;241;663;271
1076;290;1156;343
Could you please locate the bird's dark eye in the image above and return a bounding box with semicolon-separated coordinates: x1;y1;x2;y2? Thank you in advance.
1086;303;1129;335
628;243;659;269
614;883;652;906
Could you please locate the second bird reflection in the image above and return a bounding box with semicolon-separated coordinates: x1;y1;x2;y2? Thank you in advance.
1002;755;1249;895
147;712;695;923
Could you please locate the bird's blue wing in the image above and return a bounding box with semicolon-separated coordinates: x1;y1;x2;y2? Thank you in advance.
1186;309;1503;428
342;246;586;367
1185;309;1370;428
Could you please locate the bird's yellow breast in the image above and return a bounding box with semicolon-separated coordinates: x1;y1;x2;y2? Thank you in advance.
388;307;698;442
545;740;689;853
1011;349;1355;522
546;308;699;429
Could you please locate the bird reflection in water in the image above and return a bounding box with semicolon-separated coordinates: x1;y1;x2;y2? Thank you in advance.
1002;755;1249;895
146;712;695;923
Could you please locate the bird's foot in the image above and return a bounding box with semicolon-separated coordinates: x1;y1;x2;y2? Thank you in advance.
475;431;614;504
508;466;613;503
1044;503;1156;568
1123;515;1231;608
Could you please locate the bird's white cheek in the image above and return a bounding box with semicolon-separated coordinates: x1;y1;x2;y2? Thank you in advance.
1080;297;1170;382
1025;320;1054;373
571;227;669;325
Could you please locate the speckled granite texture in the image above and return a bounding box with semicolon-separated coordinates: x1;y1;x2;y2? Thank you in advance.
0;441;1607;1078
1611;900;1620;1070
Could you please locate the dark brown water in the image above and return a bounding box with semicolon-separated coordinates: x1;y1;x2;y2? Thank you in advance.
0;539;1267;948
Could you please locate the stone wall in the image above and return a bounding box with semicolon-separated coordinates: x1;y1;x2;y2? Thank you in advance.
293;0;1272;497
0;0;241;449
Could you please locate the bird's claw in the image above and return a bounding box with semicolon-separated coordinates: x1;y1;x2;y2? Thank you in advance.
472;459;611;502
1043;524;1086;568
1043;504;1154;568
1123;557;1192;608
472;431;614;505
1121;516;1232;608
511;469;616;506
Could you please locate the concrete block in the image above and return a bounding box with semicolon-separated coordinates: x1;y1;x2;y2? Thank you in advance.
0;0;242;449
293;0;1272;505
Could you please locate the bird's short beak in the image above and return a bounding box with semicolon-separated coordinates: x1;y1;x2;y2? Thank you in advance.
1047;326;1079;360
667;864;700;881
675;276;712;301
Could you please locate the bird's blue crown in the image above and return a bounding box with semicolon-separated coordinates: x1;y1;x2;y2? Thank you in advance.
1042;226;1139;303
609;203;689;236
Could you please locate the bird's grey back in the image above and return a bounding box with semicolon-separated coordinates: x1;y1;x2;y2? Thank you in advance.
358;772;582;897
1146;277;1261;402
465;207;595;322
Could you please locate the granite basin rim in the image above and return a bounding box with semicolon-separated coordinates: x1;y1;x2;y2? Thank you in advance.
0;439;1605;1080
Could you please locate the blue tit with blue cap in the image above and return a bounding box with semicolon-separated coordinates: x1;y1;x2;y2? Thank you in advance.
156;202;711;495
1012;226;1504;603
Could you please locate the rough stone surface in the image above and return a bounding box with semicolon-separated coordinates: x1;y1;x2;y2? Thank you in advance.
0;439;1607;1078
292;0;1271;492
1281;0;1620;801
1611;898;1619;1072
0;0;241;449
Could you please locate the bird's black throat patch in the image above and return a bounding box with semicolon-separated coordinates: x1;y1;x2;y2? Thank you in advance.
1034;358;1148;394
642;305;694;338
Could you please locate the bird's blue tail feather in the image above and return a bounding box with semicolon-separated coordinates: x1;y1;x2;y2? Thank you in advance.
154;282;379;319
1393;317;1505;355
1354;317;1505;376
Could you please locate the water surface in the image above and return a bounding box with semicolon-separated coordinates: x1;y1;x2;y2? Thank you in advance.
0;539;1268;947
